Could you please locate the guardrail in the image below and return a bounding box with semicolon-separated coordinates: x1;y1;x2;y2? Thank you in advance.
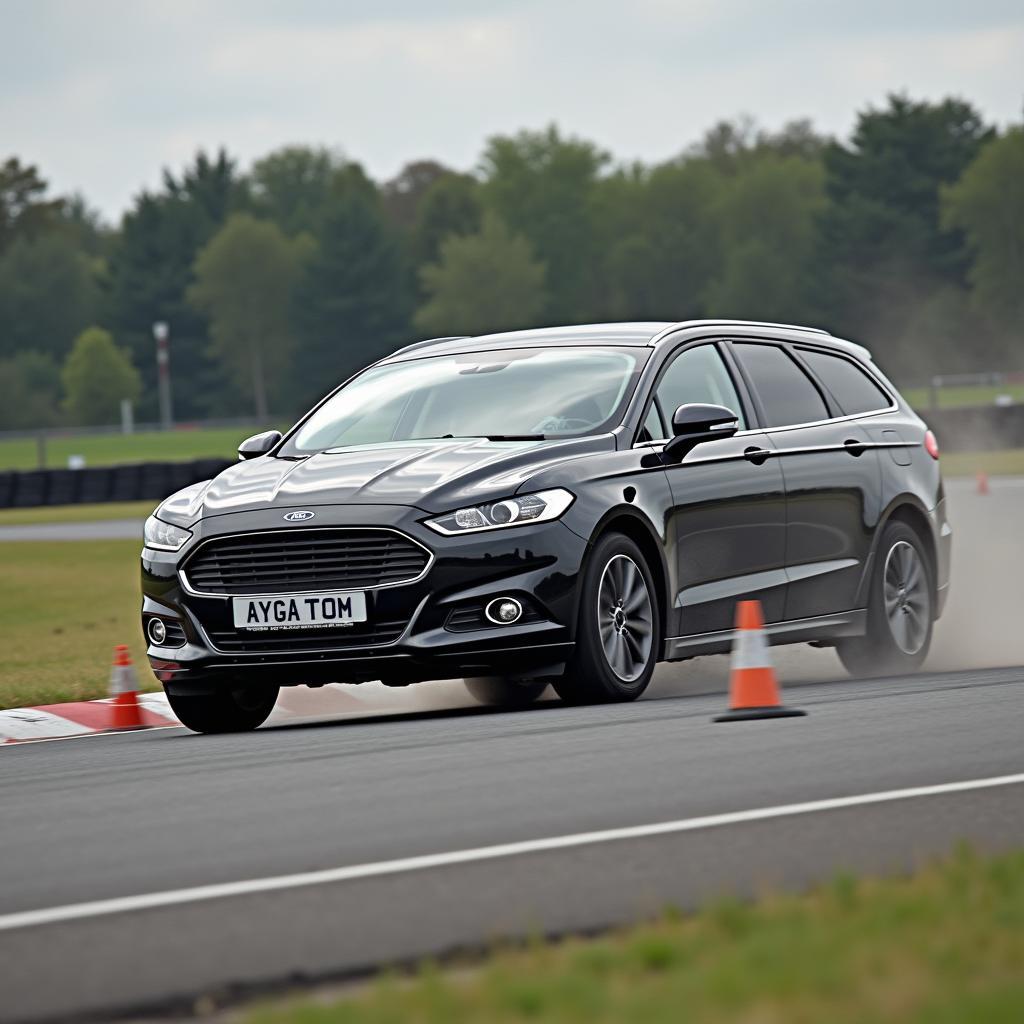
0;458;232;509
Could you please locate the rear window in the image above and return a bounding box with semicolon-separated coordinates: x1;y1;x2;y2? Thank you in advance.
734;343;829;428
800;348;890;416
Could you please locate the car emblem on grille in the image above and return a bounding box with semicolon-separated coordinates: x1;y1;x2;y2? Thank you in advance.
283;510;316;522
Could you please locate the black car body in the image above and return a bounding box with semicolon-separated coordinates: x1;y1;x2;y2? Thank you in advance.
142;320;951;732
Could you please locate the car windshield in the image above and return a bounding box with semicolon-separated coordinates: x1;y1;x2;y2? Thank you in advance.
283;347;645;454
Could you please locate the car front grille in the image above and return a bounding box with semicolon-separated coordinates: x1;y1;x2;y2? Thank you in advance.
181;528;431;596
205;618;408;653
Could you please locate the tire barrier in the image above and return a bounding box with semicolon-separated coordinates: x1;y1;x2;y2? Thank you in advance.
924;404;1024;452
0;458;233;509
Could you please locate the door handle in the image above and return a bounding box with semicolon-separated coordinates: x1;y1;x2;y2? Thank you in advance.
744;446;772;465
843;438;866;457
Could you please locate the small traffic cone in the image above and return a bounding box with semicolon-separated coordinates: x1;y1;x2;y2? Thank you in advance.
714;601;806;722
976;471;989;496
109;644;144;730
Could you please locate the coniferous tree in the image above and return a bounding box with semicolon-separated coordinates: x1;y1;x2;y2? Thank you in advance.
290;190;411;411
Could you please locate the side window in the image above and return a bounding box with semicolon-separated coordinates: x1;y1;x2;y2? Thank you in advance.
734;343;829;428
654;345;746;432
799;348;891;416
640;403;666;442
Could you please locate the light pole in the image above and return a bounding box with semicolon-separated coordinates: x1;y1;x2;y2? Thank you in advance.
152;321;174;429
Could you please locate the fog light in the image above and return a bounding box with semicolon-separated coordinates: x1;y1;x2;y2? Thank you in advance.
147;617;167;645
485;597;523;625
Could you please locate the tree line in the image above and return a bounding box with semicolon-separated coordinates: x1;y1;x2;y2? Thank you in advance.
0;93;1021;429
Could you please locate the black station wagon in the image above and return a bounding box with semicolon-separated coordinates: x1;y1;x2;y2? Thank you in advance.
141;320;951;733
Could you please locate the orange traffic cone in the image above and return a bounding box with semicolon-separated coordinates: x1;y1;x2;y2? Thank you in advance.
109;644;144;730
714;600;806;722
976;471;989;496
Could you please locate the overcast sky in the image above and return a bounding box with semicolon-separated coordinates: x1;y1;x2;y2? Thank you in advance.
3;0;1022;222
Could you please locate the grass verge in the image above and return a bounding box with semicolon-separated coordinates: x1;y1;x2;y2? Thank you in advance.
249;845;1024;1023
0;540;156;709
940;448;1024;478
0;424;273;471
0;500;154;526
905;383;1024;410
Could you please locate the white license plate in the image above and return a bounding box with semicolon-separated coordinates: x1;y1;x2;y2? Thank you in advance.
232;592;367;631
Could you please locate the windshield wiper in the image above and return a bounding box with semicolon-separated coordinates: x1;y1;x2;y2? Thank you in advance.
410;433;548;442
484;434;547;441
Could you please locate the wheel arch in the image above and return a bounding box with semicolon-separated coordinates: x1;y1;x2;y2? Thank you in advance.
585;507;670;658
871;498;939;613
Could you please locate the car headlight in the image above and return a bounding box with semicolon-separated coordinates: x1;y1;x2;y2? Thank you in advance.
425;488;574;535
144;515;193;551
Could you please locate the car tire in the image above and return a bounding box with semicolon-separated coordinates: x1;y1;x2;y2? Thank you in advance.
463;677;547;708
837;521;934;678
165;684;279;734
553;532;659;705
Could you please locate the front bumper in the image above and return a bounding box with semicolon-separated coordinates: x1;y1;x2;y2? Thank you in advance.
142;504;587;693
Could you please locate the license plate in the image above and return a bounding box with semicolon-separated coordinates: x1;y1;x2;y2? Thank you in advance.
232;592;367;631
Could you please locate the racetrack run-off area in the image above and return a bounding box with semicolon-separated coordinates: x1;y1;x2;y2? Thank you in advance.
0;480;1022;1021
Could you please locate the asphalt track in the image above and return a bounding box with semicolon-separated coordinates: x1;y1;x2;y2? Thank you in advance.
1;667;1023;1022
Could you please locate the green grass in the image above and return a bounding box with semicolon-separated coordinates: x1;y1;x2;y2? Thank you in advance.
904;384;1024;411
940;448;1024;478
249;845;1024;1023
0;424;271;470
0;500;155;525
0;540;156;709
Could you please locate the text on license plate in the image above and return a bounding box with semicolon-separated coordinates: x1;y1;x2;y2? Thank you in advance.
232;592;367;630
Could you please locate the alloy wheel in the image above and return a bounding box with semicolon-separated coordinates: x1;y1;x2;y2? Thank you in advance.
882;540;930;655
597;554;654;682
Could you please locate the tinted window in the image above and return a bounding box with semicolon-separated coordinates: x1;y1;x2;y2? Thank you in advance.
735;343;829;428
800;348;890;415
655;345;746;431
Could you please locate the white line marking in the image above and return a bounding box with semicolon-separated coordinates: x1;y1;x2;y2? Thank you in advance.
0;725;182;747
1;771;1021;932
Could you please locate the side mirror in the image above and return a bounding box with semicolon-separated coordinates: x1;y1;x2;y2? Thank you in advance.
663;404;738;463
237;429;283;461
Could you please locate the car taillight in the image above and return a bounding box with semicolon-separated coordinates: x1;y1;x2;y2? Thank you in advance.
924;430;940;460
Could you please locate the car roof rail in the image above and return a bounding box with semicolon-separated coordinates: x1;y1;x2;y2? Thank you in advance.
649;319;832;346
387;336;471;359
650;319;876;362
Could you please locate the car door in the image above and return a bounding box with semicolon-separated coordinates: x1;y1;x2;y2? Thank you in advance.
643;342;788;638
729;341;882;621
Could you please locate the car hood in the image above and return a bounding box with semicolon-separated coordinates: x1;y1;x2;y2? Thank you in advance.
160;436;614;525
